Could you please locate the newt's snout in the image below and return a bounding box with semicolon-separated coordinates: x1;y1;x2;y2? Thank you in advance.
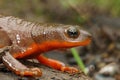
80;30;92;41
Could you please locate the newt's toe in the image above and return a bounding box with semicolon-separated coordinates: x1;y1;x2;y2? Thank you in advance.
61;66;79;74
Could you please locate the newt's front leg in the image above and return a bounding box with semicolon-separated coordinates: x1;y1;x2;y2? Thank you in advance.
2;51;42;77
36;54;78;73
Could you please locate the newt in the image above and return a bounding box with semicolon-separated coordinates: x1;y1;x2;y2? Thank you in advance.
0;15;91;77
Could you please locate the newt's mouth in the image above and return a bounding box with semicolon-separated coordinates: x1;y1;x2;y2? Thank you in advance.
56;37;91;51
78;37;92;46
63;37;92;48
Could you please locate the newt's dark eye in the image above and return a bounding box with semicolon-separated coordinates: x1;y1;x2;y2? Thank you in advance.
66;27;80;38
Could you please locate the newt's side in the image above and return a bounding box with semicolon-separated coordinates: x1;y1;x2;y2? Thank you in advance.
0;15;91;77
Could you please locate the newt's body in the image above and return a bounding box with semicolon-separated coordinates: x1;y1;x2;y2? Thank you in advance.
0;15;91;77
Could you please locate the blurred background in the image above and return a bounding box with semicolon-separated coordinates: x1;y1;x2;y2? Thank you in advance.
0;0;120;80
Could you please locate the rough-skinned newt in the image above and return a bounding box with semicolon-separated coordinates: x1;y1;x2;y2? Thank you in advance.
0;15;91;77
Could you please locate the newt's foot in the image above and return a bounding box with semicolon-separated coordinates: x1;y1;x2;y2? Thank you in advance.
37;55;79;74
16;67;42;77
61;66;79;73
2;52;42;77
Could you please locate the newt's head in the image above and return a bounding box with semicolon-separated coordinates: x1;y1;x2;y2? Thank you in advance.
32;24;92;51
59;25;92;47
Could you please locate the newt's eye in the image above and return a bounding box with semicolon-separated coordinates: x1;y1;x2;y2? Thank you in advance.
66;27;80;39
